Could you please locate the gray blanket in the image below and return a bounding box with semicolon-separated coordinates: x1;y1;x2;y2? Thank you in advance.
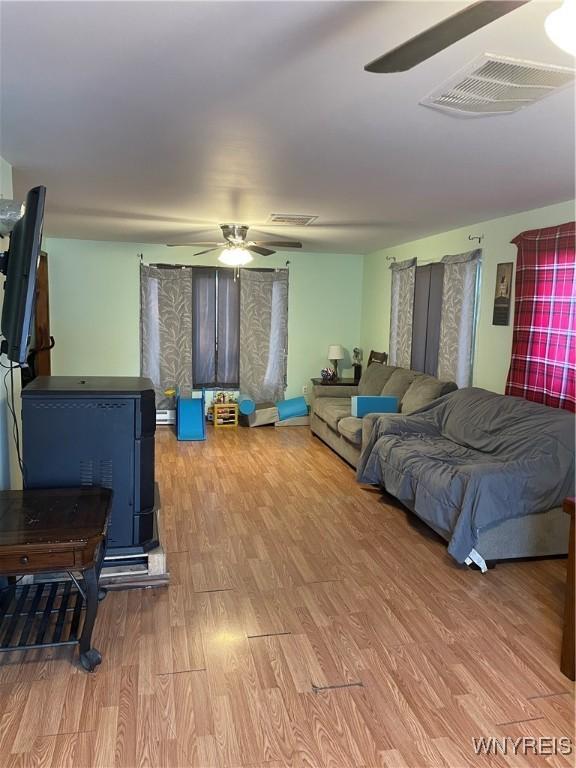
357;388;575;563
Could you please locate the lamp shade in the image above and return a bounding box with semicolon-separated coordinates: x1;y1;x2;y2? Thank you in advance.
327;344;344;360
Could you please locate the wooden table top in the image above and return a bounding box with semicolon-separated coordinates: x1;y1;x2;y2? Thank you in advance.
0;487;112;549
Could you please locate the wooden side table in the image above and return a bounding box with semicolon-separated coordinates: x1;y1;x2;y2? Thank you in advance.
561;497;575;680
311;378;358;386
0;487;112;672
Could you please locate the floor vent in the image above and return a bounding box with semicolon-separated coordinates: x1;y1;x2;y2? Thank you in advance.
420;54;575;117
267;213;318;226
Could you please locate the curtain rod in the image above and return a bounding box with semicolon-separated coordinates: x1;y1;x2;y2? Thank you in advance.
142;262;285;273
385;234;484;264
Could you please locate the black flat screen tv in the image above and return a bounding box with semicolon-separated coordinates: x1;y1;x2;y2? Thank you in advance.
0;186;46;364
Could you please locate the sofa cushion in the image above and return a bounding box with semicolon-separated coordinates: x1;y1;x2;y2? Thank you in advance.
337;416;363;446
401;374;456;414
441;380;459;396
358;363;397;395
380;368;420;399
311;384;358;399
314;397;351;432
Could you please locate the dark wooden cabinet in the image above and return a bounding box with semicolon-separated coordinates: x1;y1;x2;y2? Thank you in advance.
33;251;52;376
561;497;575;680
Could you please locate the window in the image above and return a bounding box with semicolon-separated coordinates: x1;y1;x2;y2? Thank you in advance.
410;263;444;376
140;264;289;409
389;250;481;387
506;222;575;412
191;267;240;388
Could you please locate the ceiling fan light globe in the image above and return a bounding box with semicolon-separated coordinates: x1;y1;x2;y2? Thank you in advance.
545;0;576;56
218;246;253;267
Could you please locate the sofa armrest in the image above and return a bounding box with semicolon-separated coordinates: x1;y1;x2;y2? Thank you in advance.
362;413;382;447
309;384;358;412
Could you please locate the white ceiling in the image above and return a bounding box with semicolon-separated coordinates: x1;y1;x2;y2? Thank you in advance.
1;0;574;253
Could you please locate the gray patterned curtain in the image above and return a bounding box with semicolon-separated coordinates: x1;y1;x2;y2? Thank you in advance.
239;269;288;403
140;264;193;409
389;258;416;368
437;249;481;387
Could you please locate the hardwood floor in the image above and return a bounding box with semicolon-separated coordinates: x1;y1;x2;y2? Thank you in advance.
0;426;573;767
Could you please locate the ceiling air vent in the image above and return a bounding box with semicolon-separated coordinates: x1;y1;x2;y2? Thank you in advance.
267;213;318;226
420;54;575;118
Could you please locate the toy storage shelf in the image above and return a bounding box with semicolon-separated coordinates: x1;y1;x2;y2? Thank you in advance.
213;403;238;428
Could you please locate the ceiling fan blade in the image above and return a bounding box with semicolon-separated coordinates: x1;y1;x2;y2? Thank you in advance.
364;0;530;73
192;247;220;256
255;241;303;248
248;245;275;257
166;242;221;247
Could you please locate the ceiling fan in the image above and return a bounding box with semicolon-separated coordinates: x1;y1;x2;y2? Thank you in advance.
364;0;531;73
167;223;302;265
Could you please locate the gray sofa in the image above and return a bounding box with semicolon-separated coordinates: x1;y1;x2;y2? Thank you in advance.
357;387;574;568
310;362;457;467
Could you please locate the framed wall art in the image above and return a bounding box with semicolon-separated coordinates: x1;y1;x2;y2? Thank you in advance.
492;262;513;326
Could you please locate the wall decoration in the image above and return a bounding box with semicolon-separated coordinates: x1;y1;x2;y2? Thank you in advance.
492;262;513;326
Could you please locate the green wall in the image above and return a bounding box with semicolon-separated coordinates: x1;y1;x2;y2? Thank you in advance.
0;157;13;201
361;199;575;394
0;157;13;488
36;198;576;406
45;239;364;398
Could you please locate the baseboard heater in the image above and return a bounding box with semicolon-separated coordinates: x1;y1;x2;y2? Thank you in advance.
156;409;176;425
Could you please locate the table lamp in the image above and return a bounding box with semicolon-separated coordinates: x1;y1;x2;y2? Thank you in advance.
327;344;345;379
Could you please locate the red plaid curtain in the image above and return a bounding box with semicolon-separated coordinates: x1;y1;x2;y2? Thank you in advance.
505;221;575;412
